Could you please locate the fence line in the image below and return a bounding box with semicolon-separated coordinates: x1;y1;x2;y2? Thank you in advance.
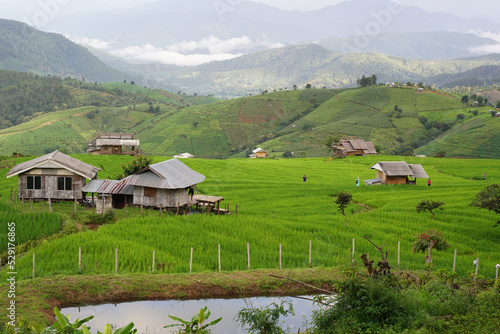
14;239;499;280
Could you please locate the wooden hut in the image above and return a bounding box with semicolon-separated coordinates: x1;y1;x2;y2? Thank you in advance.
84;158;205;209
368;161;428;185
87;133;140;156
6;150;100;201
334;139;377;157
250;148;268;158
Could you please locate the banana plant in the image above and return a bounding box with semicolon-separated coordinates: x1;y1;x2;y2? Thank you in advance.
42;307;94;333
164;306;222;333
82;323;137;334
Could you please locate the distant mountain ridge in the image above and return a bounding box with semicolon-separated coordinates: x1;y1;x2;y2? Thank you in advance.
41;0;500;60
0;19;136;83
105;43;500;96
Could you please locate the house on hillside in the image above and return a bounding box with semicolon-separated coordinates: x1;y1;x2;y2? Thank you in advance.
6;150;100;201
87;133;140;156
333;139;377;157
250;148;268;158
83;158;205;209
367;161;428;185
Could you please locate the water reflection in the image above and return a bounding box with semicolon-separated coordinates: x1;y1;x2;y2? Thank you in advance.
61;296;318;334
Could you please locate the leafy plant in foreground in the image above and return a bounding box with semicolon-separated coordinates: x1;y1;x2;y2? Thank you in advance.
236;299;294;334
164;306;222;333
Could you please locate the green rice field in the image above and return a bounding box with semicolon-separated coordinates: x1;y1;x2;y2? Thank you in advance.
0;155;499;280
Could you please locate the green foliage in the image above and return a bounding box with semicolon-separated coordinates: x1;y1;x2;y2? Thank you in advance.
416;200;444;219
470;184;500;226
235;299;294;334
115;154;153;179
165;306;222;334
335;191;352;216
413;230;450;254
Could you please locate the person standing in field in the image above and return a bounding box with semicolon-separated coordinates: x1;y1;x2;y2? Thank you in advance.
483;173;486;180
428;179;431;186
303;175;307;182
356;177;360;187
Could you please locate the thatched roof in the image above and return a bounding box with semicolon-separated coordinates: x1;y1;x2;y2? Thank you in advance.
6;150;100;180
370;161;428;178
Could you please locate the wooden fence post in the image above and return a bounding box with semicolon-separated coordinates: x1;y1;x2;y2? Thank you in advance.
48;197;52;212
352;238;355;265
475;257;479;275
496;264;499;280
115;248;118;274
32;253;35;278
279;244;282;269
309;240;312;266
74;198;77;215
79;247;81;272
397;241;400;269
152;250;155;273
102;196;105;216
218;244;221;272
247;243;250;270
190;247;193;274
453;249;457;272
235;205;238;214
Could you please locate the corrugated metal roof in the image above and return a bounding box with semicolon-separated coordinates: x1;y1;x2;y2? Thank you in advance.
95;139;140;146
122;158;205;189
369;161;428;178
82;179;134;195
6;150;100;179
409;164;429;179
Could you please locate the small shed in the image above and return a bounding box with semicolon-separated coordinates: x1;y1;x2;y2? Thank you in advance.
87;133;140;156
82;179;134;209
334;139;377;157
122;158;205;208
6;150;100;201
251;148;268;158
369;161;428;185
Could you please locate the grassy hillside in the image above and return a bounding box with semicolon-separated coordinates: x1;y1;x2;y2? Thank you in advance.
132;85;499;159
1;84;497;158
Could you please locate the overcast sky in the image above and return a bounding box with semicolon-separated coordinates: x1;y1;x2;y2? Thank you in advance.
1;0;499;66
0;0;499;22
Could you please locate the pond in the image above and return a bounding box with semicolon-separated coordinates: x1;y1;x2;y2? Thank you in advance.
61;295;324;334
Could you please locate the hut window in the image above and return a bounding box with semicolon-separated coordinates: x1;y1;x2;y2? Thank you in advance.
144;187;157;197
57;177;73;191
27;176;41;190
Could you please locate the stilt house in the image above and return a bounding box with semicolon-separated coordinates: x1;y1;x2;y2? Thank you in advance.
368;161;428;185
83;158;205;209
87;133;140;156
334;139;377;157
6;150;100;201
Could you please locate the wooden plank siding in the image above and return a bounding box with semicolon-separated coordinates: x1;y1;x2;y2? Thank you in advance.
18;171;85;200
133;186;188;208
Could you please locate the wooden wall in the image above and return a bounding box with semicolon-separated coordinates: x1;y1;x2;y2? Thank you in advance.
18;169;85;200
133;187;188;208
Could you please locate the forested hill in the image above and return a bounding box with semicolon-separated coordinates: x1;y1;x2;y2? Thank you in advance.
0;19;131;83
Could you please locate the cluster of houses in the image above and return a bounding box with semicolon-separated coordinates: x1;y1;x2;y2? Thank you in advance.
5;150;224;214
6;135;430;213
